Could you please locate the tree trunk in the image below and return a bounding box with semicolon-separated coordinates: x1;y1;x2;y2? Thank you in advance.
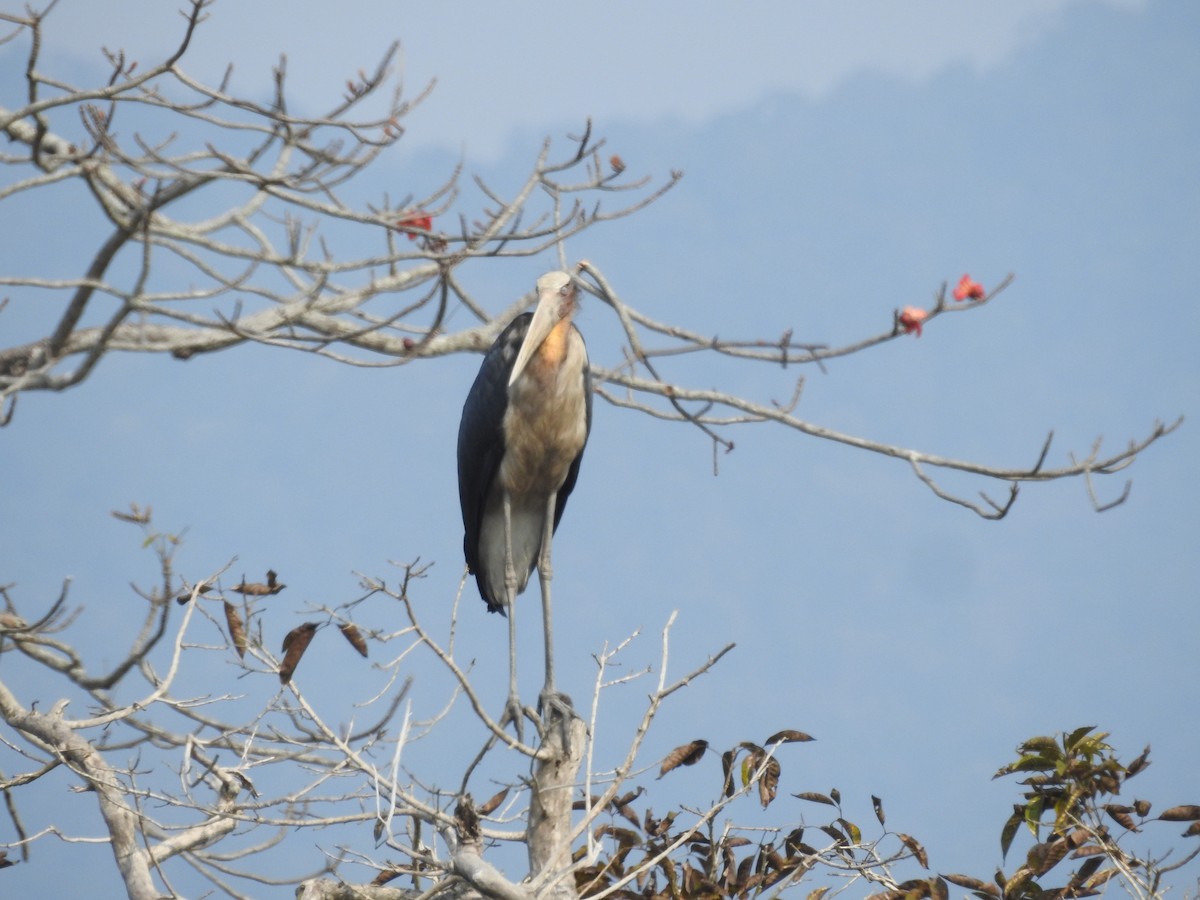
527;715;587;900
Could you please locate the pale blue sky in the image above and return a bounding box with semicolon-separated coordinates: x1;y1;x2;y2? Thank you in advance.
2;0;1198;895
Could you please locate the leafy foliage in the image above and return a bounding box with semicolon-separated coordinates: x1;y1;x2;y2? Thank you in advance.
570;727;1198;900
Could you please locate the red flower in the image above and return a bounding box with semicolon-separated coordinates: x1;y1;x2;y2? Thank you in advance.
898;306;928;337
952;274;986;302
396;213;433;241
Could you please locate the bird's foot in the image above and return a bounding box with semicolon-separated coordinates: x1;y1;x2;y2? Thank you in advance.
499;693;540;744
536;688;579;749
537;688;576;725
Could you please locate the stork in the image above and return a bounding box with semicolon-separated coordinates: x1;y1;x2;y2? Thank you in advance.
457;271;591;729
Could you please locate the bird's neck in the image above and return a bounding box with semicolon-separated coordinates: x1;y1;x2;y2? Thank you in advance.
529;317;573;378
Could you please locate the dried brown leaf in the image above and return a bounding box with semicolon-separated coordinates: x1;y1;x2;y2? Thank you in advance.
898;833;929;868
1158;805;1200;822
1133;798;1152;817
612;786;644;826
793;791;837;807
872;794;885;826
614;787;644;809
111;504;151;524
782;826;806;856
278;622;318;683
1069;856;1104;886
616;808;641;830
819;824;847;845
478;787;509;816
338;622;369;657
645;809;675;838
1103;804;1139;831
894;879;933;899
763;849;787;874
0;850;14;869
735;855;755;890
233;570;287;597
1084;867;1120;889
372;869;402;886
721;749;736;798
941;873;998;896
175;583;212;604
573;794;602;811
765;729;816;745
1064;828;1090;849
595;824;641;847
1184;821;1200;838
231;770;258;798
1125;745;1151;777
759;757;781;808
1028;838;1069;875
659;739;708;777
224;602;247;659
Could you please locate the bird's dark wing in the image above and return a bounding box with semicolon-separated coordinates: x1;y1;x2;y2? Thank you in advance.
457;314;531;585
552;327;592;533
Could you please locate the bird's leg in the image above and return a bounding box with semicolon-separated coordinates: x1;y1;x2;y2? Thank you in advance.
499;492;526;741
537;493;574;727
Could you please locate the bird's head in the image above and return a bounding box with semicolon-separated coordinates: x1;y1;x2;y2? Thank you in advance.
509;271;578;386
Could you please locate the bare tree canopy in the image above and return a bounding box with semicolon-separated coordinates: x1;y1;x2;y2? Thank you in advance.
0;1;1179;516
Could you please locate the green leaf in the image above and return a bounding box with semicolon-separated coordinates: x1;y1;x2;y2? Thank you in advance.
1063;725;1097;752
1072;734;1112;760
1000;808;1023;859
837;818;861;845
1024;795;1045;838
994;754;1056;779
1020;736;1062;757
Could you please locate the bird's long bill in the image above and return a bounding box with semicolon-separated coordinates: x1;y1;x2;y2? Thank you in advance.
508;286;561;387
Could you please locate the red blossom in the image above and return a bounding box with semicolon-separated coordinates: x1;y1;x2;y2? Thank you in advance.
396;213;433;241
898;306;928;337
952;274;986;302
